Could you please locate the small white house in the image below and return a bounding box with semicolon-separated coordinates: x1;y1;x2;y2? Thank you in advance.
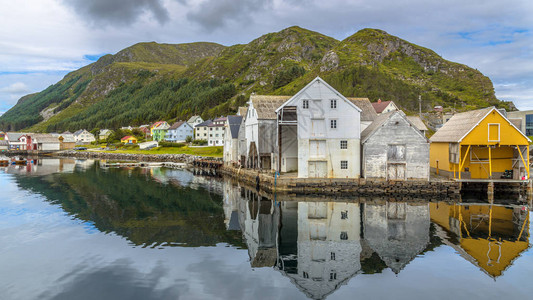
276;77;362;178
223;115;243;166
187;115;204;128
372;99;398;114
208;117;227;146
73;129;95;144
99;129;113;141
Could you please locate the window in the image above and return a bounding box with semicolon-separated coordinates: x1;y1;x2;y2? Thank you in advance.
302;99;309;109
303;272;309;279
340;231;348;240
341;211;348;219
340;160;348;169
329;272;337;281
526;114;533;136
340;140;347;149
330;99;337;109
330;119;337;129
387;145;406;161
330;252;336;260
488;123;500;142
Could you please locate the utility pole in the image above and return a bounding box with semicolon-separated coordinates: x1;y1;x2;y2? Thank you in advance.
418;95;422;118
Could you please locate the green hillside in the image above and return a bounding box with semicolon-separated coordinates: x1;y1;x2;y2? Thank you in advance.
0;26;512;132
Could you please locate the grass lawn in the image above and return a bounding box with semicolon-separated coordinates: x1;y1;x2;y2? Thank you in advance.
100;146;223;157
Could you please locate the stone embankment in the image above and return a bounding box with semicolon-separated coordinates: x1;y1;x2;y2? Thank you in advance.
56;150;222;163
221;166;461;199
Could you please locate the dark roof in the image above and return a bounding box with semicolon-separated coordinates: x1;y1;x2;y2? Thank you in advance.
195;120;213;127
169;121;185;130
227;115;243;138
372;100;393;113
73;129;85;135
347;98;377;122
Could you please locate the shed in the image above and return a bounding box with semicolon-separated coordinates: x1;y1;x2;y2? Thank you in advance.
223;115;243;166
430;107;530;179
121;136;138;144
32;134;61;151
361;111;429;180
245;95;290;170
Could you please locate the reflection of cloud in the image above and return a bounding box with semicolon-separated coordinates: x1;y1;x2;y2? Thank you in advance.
39;259;185;300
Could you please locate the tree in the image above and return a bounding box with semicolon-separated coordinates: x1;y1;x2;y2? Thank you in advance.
90;128;100;142
185;135;193;143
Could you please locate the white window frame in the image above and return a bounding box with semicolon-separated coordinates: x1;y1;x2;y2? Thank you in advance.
302;99;309;109
330;99;337;109
330;119;337;129
487;123;500;142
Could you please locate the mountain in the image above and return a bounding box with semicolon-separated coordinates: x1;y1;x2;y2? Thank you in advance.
0;26;512;132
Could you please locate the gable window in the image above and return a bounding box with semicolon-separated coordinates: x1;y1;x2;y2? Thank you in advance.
340;140;347;149
302;99;309;109
330;119;337;129
488;123;500;142
330;99;337;109
331;252;336;260
340;231;348;240
340;160;348;169
387;145;406;161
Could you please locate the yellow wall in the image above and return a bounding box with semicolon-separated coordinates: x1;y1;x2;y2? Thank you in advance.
461;109;529;146
429;142;450;170
430;109;529;179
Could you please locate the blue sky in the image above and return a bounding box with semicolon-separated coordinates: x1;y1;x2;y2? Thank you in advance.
1;0;533;116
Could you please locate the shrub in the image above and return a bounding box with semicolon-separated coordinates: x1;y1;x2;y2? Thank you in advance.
192;139;208;145
159;141;186;148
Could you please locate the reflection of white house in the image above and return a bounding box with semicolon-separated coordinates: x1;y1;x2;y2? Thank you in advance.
238;190;280;268
222;179;241;231
276;77;362;178
282;202;361;300
363;202;430;274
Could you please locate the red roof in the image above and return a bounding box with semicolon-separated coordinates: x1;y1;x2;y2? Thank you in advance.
121;136;136;140
371;100;393;113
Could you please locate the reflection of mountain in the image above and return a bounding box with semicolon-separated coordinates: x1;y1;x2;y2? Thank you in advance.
363;202;430;274
430;202;530;278
13;161;244;248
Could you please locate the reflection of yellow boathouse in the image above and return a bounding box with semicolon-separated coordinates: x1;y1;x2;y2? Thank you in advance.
430;202;530;277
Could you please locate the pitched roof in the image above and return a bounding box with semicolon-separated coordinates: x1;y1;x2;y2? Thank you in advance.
6;132;24;141
237;106;248;117
32;134;60;144
121;135;136;140
187;115;202;123
227;115;243;139
430;107;494;143
195;119;213;127
406;116;428;131
361;111;425;143
372;100;393;113
251;95;291;119
73;129;85;135
169;121;185;130
347;98;377;122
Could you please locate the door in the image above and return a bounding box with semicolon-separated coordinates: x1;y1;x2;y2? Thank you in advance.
309;140;326;158
387;163;406;180
308;161;327;178
311;119;326;137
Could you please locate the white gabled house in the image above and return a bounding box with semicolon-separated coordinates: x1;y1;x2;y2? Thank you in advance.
223;115;243;166
276;77;362;178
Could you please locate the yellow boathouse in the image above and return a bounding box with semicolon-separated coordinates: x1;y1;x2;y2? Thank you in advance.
430;107;531;179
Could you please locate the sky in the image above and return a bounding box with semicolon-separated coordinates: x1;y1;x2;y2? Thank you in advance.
1;0;532;116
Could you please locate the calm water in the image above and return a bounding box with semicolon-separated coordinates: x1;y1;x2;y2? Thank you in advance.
0;159;532;300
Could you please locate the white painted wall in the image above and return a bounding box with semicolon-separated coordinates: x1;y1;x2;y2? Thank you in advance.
279;78;362;178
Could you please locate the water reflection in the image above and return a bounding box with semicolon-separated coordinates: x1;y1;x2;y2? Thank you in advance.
1;159;532;300
223;180;531;298
430;202;530;278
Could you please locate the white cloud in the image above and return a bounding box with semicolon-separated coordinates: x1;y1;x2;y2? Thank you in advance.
0;0;532;112
0;82;30;94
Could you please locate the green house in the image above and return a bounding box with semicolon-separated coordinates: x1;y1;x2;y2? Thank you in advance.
151;121;170;141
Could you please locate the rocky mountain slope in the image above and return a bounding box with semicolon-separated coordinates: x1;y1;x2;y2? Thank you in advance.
0;26;511;132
